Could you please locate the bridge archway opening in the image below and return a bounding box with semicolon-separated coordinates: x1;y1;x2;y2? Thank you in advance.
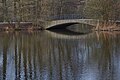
46;22;79;30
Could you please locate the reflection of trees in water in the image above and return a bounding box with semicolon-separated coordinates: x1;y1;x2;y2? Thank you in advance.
0;32;13;80
87;32;120;80
0;32;120;80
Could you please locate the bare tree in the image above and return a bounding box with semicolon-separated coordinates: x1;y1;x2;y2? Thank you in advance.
84;0;120;21
84;0;120;29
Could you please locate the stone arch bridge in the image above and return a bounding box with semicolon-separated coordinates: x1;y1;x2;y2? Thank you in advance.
42;19;99;29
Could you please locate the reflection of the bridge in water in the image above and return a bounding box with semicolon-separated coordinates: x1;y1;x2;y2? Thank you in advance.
45;30;93;39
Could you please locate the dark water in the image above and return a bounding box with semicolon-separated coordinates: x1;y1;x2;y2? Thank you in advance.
0;30;120;80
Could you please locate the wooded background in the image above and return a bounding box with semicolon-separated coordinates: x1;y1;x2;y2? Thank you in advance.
0;0;119;22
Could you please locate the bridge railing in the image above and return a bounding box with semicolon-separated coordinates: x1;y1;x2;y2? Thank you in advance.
47;14;85;20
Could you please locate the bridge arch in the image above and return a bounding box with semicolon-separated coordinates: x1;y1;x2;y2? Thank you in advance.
44;19;97;29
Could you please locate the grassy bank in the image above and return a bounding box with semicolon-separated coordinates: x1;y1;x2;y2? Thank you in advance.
93;22;120;31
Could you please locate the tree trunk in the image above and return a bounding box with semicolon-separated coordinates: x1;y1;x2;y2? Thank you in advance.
2;0;7;22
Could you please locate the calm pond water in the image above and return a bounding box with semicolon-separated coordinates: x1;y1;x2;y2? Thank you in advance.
0;29;120;80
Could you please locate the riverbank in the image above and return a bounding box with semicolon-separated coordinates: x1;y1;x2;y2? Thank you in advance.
0;22;43;31
0;22;120;31
93;27;120;31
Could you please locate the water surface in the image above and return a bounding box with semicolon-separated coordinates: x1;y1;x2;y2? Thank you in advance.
0;31;120;80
